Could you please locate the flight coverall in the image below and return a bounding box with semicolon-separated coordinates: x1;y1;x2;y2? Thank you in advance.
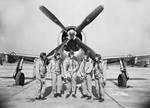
80;58;93;97
93;60;106;100
48;58;63;95
35;58;47;99
63;57;79;95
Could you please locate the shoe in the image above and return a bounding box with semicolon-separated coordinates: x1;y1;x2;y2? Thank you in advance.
72;94;77;98
35;97;40;100
65;94;70;98
54;94;57;98
99;98;104;102
35;96;41;100
81;94;88;98
86;96;92;100
40;97;47;100
58;93;62;97
35;97;41;100
93;97;100;100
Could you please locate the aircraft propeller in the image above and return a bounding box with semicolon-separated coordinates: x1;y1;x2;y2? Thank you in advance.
39;6;67;32
76;5;104;32
40;6;69;57
46;38;69;57
74;37;97;61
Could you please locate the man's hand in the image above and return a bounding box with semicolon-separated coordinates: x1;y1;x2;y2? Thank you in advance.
62;74;67;79
103;81;106;86
81;73;87;79
102;79;106;86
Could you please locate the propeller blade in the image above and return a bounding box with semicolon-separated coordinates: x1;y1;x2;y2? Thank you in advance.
74;38;97;61
76;5;104;32
39;5;67;32
46;39;69;57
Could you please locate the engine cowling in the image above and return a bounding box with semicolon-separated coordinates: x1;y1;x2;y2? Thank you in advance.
58;26;86;52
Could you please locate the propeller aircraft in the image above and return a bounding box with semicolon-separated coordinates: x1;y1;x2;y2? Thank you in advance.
0;5;149;87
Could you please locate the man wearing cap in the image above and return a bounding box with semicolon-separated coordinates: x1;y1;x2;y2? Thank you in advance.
93;54;106;102
35;52;47;100
48;52;63;97
80;54;93;100
63;51;79;98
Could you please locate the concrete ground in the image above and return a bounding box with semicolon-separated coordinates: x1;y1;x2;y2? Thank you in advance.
0;63;150;108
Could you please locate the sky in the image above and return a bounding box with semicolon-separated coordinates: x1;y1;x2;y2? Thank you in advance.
0;0;150;56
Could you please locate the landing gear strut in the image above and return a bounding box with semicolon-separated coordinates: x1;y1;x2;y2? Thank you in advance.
13;58;25;86
118;59;129;87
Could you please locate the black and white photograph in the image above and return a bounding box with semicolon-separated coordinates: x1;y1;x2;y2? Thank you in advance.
0;0;150;108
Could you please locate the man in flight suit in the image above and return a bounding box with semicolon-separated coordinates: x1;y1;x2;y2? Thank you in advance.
63;51;79;98
80;54;93;100
48;53;63;97
35;52;47;100
93;54;106;102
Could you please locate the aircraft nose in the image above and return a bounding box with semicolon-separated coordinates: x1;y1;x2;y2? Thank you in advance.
67;29;77;40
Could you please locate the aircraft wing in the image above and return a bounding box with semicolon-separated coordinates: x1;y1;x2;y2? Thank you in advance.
135;55;150;61
102;55;132;63
102;55;150;67
0;53;38;63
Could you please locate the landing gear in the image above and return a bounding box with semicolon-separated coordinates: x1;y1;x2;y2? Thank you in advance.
118;73;127;87
13;58;25;86
118;59;129;87
15;71;25;86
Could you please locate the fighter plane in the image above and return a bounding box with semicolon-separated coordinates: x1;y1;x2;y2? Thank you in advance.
1;5;149;87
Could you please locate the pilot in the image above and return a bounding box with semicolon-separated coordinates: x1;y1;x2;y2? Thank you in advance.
63;51;79;98
93;54;106;102
48;52;63;97
79;54;93;100
35;52;47;100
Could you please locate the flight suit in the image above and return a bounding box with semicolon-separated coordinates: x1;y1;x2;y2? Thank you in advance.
93;60;106;100
80;58;93;97
63;57;79;95
35;58;47;99
48;58;63;95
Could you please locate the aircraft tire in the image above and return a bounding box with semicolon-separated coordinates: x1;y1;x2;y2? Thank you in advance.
15;72;25;86
118;73;127;87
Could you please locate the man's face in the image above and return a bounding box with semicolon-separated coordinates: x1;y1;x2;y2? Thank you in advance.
84;55;89;61
42;55;46;60
95;57;99;61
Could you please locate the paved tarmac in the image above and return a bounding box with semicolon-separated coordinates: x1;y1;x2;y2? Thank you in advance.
0;63;150;108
